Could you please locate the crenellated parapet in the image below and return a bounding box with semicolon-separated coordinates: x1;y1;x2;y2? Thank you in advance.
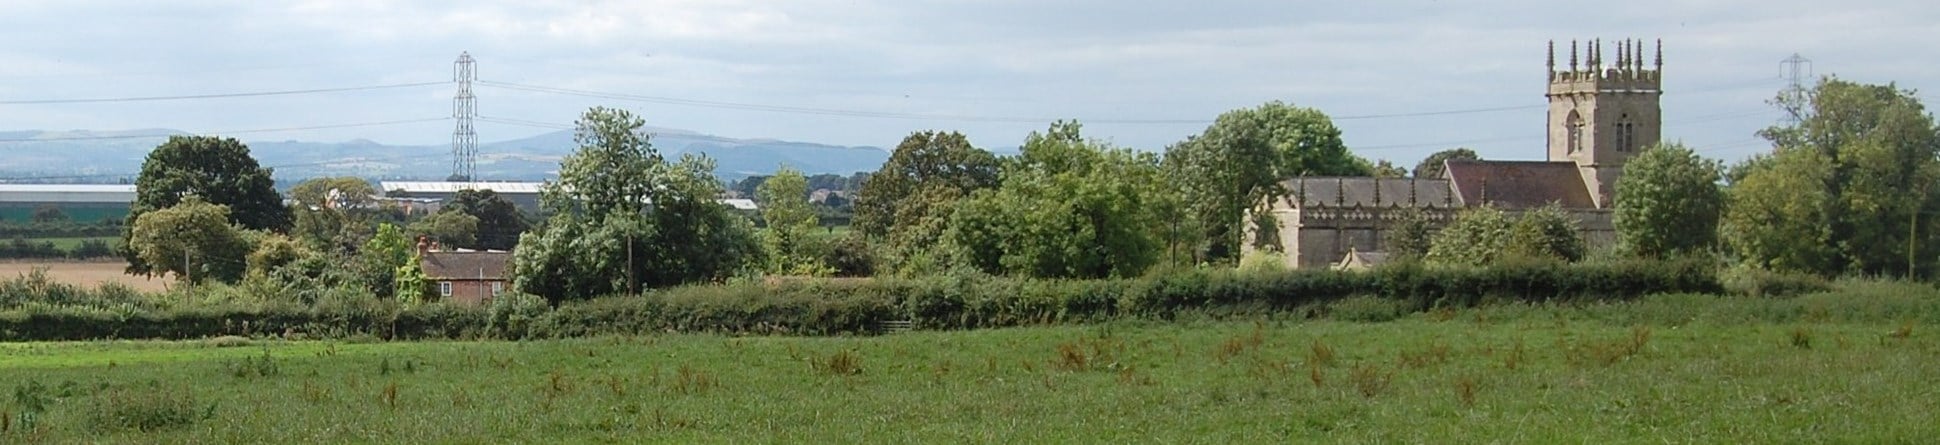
1547;38;1662;95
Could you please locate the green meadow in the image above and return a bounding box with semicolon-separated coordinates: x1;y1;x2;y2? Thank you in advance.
4;286;1939;443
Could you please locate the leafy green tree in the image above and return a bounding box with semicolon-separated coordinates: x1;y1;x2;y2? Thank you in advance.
1385;208;1433;261
289;177;383;253
946;121;1171;278
408;211;480;249
1614;142;1725;257
1727;78;1940;277
122;136;289;275
852;131;999;238
288;176;376;209
247;233;311;278
1413;148;1480;179
1370;160;1408;178
354;223;414;298
1506;204;1585;262
514;107;759;301
757;166;827;275
443;189;529;251
128;197;251;283
1426;206;1511;266
1166;101;1369;263
852;131;1000;274
393;254;435;303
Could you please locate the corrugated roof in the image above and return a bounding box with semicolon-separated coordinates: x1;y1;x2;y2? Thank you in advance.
1284;177;1456;208
421;251;512;281
1443;160;1595;209
0;184;137;203
380;181;544;194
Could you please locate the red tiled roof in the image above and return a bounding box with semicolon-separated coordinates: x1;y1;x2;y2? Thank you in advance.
1443;160;1595;209
421;251;512;281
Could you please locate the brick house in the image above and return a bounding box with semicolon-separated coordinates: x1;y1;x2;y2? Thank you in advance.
419;248;512;305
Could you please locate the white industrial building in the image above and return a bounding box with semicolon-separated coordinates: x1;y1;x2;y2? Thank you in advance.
0;184;137;222
379;181;756;212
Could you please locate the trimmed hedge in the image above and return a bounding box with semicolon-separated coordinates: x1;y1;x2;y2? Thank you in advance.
0;258;1722;341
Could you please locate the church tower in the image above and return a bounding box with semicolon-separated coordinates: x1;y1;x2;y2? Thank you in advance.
1546;39;1662;208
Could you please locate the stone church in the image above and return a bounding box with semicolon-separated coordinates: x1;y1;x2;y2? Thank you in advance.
1249;39;1663;268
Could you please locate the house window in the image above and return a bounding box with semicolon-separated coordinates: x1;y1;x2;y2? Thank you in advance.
438;281;453;297
491;282;505;296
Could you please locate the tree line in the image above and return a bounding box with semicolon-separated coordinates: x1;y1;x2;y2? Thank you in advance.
112;76;1938;304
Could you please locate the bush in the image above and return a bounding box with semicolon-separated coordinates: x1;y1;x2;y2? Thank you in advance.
0;259;1726;341
1722;266;1831;297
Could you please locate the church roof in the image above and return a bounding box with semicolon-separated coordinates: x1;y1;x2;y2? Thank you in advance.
1282;177;1456;209
1443;160;1595;209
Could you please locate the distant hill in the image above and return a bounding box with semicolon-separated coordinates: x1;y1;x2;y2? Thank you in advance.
0;128;890;183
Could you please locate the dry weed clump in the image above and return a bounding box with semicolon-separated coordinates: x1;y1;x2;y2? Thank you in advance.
1398;342;1451;369
1052;336;1123;372
1308;339;1337;368
673;365;715;394
1214;326;1267;364
1567;326;1652;367
1790;327;1813;349
1348;363;1391;398
815;350;864;376
1453;376;1478;408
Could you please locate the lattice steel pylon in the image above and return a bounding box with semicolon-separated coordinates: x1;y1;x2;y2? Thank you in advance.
452;52;478;182
1779;53;1813;124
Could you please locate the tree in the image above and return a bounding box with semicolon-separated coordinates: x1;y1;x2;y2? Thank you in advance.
442;189;530;251
1613;142;1725;257
354;223;414;298
122;136;289;275
1385;208;1432;261
851;131;1000;274
1370;160;1408;178
247;233;311;278
1413;148;1480;179
1506;204;1585;262
852;131;999;238
407;211;479;248
127;197;251;283
1166;101;1369;263
1426;206;1511;267
288;177;382;253
30;205;67;224
514;107;758;301
1727;78;1940;277
945;121;1171;278
757;166;827;275
287;176;376;210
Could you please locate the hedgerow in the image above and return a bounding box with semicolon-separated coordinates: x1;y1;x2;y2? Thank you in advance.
0;258;1725;341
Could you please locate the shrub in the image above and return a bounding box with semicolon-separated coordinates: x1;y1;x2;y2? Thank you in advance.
1722;266;1831;297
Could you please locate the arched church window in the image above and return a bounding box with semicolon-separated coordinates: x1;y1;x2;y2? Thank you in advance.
1565;110;1584;154
1615;113;1636;152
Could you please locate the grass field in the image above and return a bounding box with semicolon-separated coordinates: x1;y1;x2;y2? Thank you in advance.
3;295;1937;443
29;237;114;250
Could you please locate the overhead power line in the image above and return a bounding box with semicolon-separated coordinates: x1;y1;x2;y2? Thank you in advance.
478;80;1544;125
0;152;455;183
0;81;446;105
0;117;451;143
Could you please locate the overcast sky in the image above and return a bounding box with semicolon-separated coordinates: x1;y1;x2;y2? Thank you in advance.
1;1;1934;167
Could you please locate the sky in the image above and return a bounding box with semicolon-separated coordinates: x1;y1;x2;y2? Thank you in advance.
0;0;1935;167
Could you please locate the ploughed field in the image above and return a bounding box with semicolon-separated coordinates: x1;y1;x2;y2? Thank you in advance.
0;261;170;293
3;299;1937;443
